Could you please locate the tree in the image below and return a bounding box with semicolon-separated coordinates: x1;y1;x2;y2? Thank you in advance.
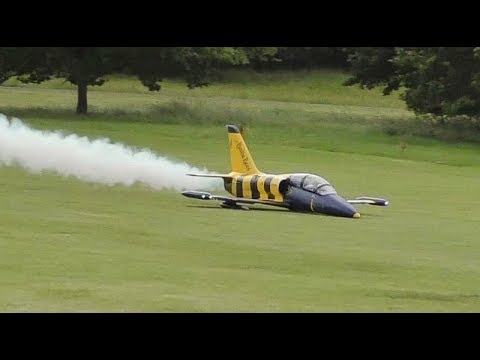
0;47;278;114
251;47;349;70
344;47;480;117
124;47;278;90
0;47;122;114
343;47;398;93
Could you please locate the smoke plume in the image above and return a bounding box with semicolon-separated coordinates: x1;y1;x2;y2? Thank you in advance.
0;114;222;191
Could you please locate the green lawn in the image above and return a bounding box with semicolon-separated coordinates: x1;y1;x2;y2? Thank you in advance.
1;69;479;312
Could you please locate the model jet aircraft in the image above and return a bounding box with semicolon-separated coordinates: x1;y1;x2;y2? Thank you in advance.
181;125;389;218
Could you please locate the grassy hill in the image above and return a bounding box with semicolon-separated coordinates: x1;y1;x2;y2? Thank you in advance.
1;69;479;311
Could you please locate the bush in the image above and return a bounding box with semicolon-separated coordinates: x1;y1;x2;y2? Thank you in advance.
381;113;480;143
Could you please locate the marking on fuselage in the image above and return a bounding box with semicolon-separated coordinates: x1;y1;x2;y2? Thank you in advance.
235;176;244;198
231;176;238;197
269;176;283;201
242;175;253;198
250;175;260;199
223;177;232;193
230;174;285;202
264;177;275;200
257;176;268;200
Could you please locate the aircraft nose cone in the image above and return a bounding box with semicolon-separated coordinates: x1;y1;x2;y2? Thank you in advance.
314;194;358;218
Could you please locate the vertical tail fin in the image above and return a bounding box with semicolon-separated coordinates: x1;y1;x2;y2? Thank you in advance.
226;125;261;174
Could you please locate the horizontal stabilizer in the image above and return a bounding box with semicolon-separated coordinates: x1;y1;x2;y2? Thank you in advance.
187;173;232;178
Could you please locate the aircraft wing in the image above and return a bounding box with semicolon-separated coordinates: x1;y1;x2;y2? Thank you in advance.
181;190;286;208
187;173;232;178
346;196;389;206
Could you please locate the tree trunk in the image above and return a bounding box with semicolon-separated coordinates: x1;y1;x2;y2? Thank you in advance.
76;82;88;114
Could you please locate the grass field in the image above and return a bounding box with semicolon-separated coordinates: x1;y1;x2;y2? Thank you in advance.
1;69;480;312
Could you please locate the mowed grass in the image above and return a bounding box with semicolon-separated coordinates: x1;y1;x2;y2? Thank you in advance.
1;70;480;311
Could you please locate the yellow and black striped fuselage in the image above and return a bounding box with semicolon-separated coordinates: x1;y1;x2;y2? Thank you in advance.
182;124;369;218
224;172;289;202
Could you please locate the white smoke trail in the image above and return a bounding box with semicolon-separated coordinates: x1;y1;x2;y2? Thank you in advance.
0;114;222;191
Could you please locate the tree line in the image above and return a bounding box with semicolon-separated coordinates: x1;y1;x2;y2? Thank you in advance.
1;47;480;119
0;47;277;114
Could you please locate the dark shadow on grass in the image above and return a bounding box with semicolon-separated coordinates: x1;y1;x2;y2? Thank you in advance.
186;205;288;213
185;205;380;220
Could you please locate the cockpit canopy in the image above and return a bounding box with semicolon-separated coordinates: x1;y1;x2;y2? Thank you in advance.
288;174;337;196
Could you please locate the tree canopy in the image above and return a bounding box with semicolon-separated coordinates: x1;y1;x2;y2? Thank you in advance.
0;47;279;114
4;47;480;119
344;47;480;117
